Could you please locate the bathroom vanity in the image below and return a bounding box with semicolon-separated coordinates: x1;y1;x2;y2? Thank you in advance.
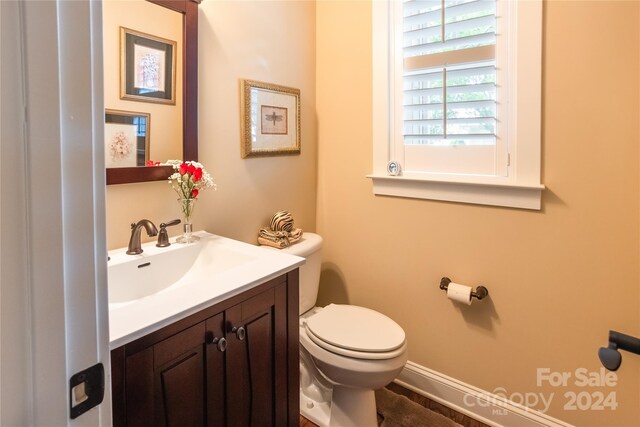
108;232;303;426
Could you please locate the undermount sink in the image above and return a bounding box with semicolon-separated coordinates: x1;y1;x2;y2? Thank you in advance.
108;232;257;304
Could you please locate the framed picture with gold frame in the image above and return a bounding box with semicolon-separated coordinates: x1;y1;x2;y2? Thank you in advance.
120;27;176;105
240;79;301;158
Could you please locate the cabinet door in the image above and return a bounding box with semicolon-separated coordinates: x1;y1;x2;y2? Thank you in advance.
153;322;206;427
123;322;206;427
206;312;226;427
225;284;287;427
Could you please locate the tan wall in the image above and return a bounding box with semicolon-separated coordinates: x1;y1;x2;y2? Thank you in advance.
106;1;317;249
316;1;640;426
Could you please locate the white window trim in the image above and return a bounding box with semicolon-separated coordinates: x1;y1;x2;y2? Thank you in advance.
369;0;544;210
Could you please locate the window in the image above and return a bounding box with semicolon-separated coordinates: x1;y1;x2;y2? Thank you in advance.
370;0;544;210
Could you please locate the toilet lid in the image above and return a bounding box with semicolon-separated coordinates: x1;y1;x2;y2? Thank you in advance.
305;304;405;354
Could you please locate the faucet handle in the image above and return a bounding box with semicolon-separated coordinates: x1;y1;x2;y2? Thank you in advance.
162;219;181;228
156;219;181;248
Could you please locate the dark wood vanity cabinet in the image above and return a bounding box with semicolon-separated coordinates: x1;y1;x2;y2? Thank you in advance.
111;271;300;427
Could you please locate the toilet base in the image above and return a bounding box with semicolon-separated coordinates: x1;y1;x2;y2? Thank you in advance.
330;386;377;427
300;392;331;427
300;386;377;427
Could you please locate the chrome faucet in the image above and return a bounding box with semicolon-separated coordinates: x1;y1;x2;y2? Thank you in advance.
126;219;158;255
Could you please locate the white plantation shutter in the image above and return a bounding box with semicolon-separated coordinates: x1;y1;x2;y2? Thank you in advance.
394;0;504;176
371;0;543;209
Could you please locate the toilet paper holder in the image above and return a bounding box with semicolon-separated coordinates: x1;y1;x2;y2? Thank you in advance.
439;277;489;301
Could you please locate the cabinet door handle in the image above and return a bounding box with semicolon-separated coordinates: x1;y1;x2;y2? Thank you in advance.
231;326;246;341
205;331;227;352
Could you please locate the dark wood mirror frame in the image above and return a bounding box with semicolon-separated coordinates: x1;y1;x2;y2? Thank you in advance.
106;0;200;185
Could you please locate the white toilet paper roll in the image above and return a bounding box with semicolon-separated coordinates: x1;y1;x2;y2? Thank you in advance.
447;282;473;305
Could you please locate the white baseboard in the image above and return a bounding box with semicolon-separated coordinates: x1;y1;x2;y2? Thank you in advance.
394;361;573;427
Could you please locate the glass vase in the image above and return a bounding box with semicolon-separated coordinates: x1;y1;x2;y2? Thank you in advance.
176;198;200;243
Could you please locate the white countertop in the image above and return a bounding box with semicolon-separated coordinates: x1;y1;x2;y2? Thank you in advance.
108;231;304;349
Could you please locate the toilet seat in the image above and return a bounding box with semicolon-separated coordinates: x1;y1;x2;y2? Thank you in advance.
304;304;406;360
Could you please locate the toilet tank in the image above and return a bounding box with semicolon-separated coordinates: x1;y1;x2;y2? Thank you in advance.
277;233;323;314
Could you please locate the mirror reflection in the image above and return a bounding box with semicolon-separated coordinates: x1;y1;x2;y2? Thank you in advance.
103;0;183;169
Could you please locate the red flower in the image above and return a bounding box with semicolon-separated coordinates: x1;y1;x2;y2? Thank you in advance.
191;188;199;198
146;160;155;166
187;164;196;175
179;163;188;175
193;167;203;182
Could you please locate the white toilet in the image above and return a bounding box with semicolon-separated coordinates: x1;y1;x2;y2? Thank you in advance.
277;233;408;427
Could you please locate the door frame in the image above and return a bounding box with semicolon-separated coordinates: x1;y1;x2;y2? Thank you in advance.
1;1;110;425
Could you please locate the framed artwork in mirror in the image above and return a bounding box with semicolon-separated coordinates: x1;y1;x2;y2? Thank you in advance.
120;27;176;105
240;80;301;158
105;109;150;168
107;0;199;185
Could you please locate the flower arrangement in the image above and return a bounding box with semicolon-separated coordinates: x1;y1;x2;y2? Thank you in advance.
166;160;216;243
167;160;216;201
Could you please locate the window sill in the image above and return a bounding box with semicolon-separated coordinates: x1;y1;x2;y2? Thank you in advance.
367;174;544;210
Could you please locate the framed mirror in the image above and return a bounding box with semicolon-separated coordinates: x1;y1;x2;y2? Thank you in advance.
105;0;199;185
